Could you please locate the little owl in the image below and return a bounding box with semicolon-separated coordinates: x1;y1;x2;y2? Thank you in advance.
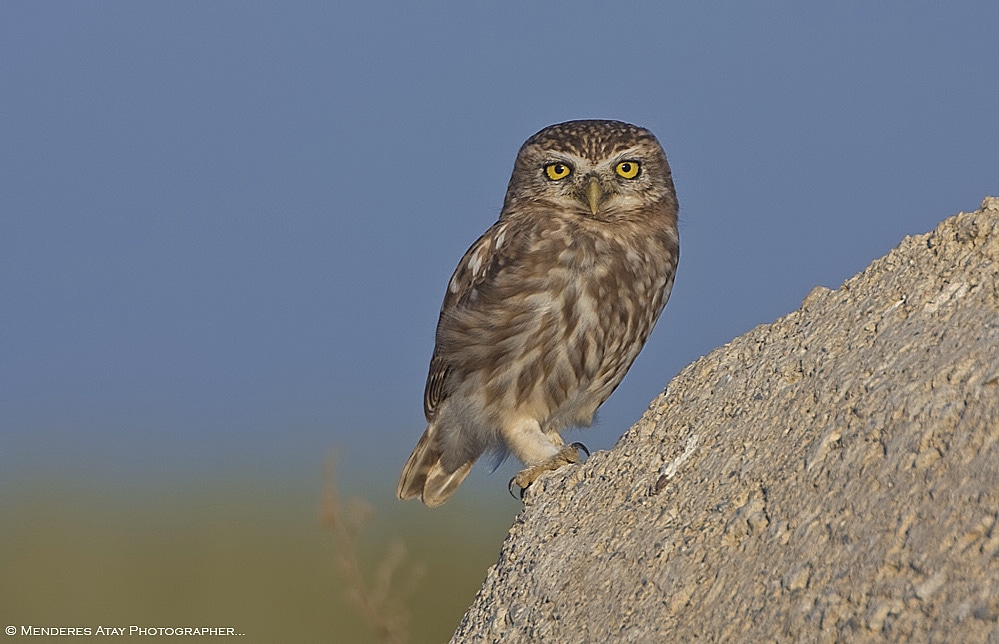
397;120;679;507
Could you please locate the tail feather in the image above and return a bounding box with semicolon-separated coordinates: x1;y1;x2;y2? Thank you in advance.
421;460;473;507
397;429;438;500
397;427;474;507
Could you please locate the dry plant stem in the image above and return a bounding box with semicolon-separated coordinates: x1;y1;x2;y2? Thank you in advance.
322;456;422;644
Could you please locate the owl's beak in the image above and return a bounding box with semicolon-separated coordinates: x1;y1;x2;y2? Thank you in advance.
586;177;603;215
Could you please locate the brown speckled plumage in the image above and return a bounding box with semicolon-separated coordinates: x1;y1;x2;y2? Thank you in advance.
398;120;680;506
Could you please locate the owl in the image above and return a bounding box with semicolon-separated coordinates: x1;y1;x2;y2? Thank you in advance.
397;120;679;507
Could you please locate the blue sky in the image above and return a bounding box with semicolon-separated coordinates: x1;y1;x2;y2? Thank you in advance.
2;3;997;497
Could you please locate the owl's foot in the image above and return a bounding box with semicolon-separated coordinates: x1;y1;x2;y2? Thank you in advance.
508;442;589;500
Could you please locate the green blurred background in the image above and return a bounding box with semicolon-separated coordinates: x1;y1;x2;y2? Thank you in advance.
2;471;521;642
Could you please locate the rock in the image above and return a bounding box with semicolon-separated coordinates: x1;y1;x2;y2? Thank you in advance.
452;197;999;642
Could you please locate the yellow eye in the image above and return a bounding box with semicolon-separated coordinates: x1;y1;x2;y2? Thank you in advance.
544;162;572;181
615;160;641;179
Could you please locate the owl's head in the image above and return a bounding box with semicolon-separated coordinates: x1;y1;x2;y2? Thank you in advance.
502;120;676;222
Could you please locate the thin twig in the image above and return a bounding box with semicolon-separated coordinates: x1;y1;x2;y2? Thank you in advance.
321;455;423;644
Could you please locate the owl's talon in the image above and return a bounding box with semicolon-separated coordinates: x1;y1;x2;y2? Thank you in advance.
508;477;522;500
508;443;588;502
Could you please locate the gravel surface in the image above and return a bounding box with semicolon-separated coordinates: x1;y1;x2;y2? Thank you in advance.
453;197;999;643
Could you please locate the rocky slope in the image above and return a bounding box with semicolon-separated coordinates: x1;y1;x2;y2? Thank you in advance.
452;197;999;642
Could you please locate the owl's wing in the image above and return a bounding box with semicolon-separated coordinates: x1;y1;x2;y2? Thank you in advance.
423;220;516;420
